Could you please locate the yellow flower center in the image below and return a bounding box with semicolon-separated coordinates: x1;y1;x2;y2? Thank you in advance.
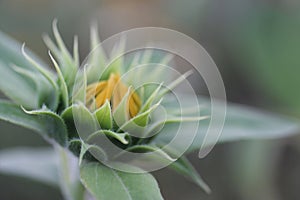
86;74;141;118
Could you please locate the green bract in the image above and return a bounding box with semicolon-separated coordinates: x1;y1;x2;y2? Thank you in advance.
0;21;299;200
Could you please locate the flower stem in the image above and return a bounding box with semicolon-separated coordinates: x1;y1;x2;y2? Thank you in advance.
55;145;85;200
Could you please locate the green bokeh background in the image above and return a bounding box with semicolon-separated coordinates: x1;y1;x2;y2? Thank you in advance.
0;0;299;199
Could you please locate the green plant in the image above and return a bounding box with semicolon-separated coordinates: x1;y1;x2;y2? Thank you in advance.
0;21;299;200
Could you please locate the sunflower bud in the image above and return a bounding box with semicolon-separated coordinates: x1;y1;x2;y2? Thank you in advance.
86;73;141;118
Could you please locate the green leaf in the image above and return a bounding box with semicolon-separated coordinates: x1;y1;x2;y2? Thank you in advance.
68;139;105;164
160;143;210;193
216;104;299;140
78;141;107;165
0;30;47;71
94;100;112;130
140;49;153;64
43;20;78;89
11;65;58;110
142;143;210;193
49;52;69;108
153;95;300;153
0;147;59;186
0;99;68;146
144;115;208;145
80;162;164;200
52;20;78;85
21;45;60;110
158;70;193;98
0;32;58;110
142;54;173;84
118;99;163;137
169;156;210;193
73;36;80;68
0;62;39;109
117;145;175;166
68;139;82;157
84;130;129;161
139;83;163;113
86;23;107;84
72;67;87;104
69;103;99;140
87;130;129;145
61;106;79;139
22;107;68;146
113;88;131;126
22;44;58;92
101;36;125;80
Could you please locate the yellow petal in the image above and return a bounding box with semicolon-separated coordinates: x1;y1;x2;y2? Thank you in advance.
86;73;141;118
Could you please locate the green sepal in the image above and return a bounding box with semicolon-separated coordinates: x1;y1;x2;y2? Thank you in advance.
67;103;99;141
94;100;112;130
86;24;107;84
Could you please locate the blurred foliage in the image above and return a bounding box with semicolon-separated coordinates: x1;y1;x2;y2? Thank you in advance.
228;6;300;116
0;174;62;200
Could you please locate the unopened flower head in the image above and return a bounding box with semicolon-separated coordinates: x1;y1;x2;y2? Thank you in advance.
3;20;226;174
